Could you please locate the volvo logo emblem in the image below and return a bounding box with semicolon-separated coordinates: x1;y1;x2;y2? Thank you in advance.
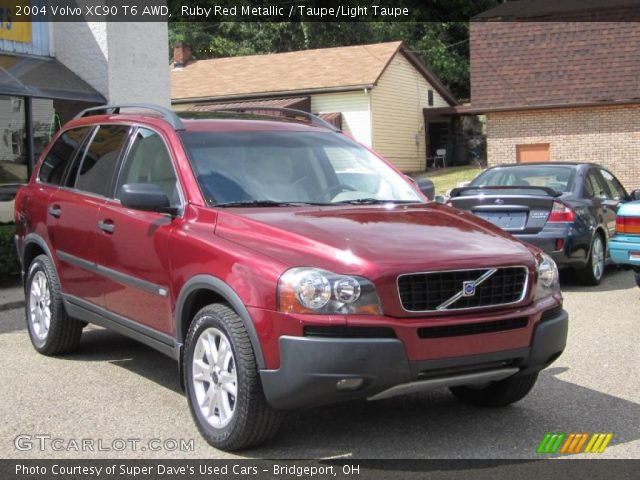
462;281;476;297
495;198;505;205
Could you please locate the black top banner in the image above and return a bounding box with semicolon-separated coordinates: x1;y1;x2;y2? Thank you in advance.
7;0;640;22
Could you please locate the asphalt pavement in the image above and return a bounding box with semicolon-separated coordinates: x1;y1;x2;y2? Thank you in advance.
0;268;638;459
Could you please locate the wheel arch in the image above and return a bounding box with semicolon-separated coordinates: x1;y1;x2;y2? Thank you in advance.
175;275;265;369
22;234;55;278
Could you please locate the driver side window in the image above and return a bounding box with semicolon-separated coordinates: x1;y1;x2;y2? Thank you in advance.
115;128;181;208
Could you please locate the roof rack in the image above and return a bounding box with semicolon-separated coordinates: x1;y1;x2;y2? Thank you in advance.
212;107;340;131
74;104;185;130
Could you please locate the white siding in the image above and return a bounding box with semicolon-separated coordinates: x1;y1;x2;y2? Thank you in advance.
52;22;170;106
371;53;449;172
311;91;372;147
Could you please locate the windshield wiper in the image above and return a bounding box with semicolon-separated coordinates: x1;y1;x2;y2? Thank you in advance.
334;198;421;205
215;200;327;208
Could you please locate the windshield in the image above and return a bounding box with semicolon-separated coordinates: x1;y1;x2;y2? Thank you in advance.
470;166;575;193
180;131;422;206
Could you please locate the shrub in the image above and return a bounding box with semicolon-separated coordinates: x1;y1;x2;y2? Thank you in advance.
0;223;20;280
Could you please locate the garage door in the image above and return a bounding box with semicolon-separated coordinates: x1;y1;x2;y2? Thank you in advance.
516;143;550;163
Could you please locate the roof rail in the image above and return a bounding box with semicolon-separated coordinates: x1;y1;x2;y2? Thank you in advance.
74;104;185;130
213;107;340;131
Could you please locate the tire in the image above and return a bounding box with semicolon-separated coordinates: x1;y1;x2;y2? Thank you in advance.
25;254;83;355
449;373;538;407
579;233;606;286
634;270;640;288
183;303;281;450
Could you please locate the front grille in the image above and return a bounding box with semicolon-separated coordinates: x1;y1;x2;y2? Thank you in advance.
303;326;396;338
417;317;528;338
398;267;528;312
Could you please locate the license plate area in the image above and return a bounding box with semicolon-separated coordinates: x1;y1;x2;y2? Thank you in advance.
475;211;527;230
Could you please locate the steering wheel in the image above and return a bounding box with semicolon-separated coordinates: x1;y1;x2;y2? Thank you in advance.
314;183;357;202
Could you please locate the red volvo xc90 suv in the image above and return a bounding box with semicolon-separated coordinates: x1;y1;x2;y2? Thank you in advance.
14;105;567;450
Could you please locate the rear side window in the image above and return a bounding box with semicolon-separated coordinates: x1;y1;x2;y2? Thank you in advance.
38;127;91;185
599;169;627;201
71;125;130;196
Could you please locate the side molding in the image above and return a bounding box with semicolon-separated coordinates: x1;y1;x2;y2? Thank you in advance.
175;275;265;369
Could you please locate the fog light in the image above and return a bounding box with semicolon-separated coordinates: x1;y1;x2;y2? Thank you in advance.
336;378;364;392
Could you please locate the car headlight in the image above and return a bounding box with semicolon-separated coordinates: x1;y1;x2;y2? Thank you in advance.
278;267;383;315
534;253;560;300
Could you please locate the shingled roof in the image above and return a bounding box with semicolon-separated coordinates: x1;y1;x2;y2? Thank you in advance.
171;41;456;105
470;21;640;110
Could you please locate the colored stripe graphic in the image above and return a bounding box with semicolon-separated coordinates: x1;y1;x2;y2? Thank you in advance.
538;433;613;454
537;433;566;454
584;433;613;453
560;433;589;454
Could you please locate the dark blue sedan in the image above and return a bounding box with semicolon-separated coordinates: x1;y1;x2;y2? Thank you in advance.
449;162;632;285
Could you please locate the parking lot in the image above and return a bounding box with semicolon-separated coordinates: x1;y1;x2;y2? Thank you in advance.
0;267;638;459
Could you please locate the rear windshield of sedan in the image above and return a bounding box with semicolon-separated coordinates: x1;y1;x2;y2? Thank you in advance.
470;166;576;193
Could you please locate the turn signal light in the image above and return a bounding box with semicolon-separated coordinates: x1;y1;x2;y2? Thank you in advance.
547;201;575;223
616;216;640;235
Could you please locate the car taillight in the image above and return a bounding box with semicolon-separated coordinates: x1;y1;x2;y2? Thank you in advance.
547;201;575;222
616;216;640;234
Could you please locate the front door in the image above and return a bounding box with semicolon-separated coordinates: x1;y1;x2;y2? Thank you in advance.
97;127;181;335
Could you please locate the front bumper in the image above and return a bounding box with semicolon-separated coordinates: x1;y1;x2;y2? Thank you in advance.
260;308;568;410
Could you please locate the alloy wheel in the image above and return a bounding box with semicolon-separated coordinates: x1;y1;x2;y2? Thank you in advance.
29;271;51;340
191;327;238;428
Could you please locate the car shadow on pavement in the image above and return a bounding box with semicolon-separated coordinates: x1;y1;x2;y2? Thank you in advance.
560;266;637;293
243;366;640;459
61;326;640;459
61;326;183;394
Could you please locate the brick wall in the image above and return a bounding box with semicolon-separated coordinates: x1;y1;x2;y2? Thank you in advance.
486;104;640;190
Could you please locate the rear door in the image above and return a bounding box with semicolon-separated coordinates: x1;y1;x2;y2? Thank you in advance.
47;124;130;306
597;168;628;238
97;127;181;335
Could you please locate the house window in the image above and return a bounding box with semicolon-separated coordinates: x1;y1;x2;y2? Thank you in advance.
516;143;550;163
427;90;434;106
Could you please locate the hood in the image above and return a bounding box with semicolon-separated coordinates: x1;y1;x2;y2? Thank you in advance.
215;203;538;278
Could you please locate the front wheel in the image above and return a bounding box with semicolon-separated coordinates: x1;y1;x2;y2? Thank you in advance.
579;234;605;286
449;373;538;407
183;304;281;450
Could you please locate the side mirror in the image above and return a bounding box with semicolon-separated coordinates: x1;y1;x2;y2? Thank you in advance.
631;189;640;201
119;183;178;216
414;178;435;200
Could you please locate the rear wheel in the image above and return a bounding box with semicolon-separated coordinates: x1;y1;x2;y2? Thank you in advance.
450;373;538;407
580;233;605;286
25;255;83;355
184;304;281;450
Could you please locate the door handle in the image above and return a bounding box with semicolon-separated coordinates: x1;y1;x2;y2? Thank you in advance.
97;220;115;234
48;205;62;218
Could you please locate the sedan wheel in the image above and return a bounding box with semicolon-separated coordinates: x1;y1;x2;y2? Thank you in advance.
580;234;605;286
591;235;605;281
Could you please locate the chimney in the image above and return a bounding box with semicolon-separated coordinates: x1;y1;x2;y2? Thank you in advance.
173;42;191;68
